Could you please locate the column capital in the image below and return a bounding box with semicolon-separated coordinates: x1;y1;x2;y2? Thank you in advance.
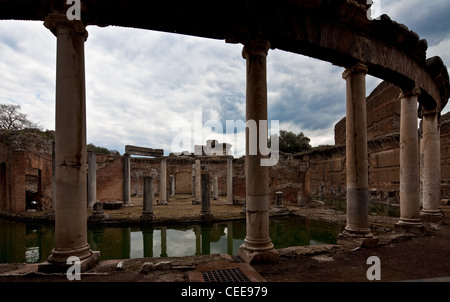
44;13;88;41
420;108;439;118
399;87;421;99
342;62;368;79
242;39;271;59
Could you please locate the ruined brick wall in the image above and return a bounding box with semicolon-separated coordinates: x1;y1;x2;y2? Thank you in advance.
0;130;53;213
307;145;346;198
440;112;450;199
335;81;401;145
96;154;124;202
367;134;400;193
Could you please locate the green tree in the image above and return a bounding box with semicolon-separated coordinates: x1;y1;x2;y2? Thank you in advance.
274;130;312;154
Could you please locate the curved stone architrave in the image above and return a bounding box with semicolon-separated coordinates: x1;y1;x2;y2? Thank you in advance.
0;0;448;109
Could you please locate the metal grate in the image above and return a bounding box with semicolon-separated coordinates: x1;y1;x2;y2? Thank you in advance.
202;268;250;282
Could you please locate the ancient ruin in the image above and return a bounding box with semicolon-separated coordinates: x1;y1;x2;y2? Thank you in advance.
0;0;449;274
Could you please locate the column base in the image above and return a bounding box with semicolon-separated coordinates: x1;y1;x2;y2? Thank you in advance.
238;242;278;264
200;211;214;222
270;206;289;215
38;250;100;274
420;210;444;223
339;227;373;239
140;211;154;220
395;219;426;234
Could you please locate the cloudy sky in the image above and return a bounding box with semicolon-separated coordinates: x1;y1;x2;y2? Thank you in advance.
0;0;449;156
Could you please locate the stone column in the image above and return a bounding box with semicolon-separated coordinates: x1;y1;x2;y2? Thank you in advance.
191;164;195;197
123;153;131;205
169;175;175;198
396;88;424;231
87;151;96;209
193;159;201;204
39;14;98;272
213;174;218;200
226;156;234;205
160;158;167;204
141;177;154;220
51;141;56;213
201;173;213;221
420;108;442;220
238;39;278;264
341;63;372;238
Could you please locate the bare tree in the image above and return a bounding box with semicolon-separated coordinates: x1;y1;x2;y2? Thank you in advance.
0;104;40;130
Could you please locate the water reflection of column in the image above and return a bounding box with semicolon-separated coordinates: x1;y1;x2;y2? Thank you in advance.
142;228;154;258
194;225;201;255
201;226;211;255
160;227;167;257
123;227;131;259
227;222;233;256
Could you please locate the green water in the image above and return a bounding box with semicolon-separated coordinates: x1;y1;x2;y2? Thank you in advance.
0;216;344;264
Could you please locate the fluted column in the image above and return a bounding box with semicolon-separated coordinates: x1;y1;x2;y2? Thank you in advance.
39;13;98;272
396;88;424;230
238;39;278;264
420;108;442;219
341;63;372;238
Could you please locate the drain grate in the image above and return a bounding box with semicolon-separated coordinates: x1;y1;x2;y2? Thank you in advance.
202;268;251;282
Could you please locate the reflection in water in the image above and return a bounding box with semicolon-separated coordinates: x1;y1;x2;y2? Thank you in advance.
0;216;344;263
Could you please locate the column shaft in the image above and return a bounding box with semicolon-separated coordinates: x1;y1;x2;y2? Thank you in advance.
87;151;96;209
421;109;442;217
41;14;96;267
201;173;213;220
342;63;372;237
160;158;167;204
123;153;131;205
238;39;277;263
398;89;422;226
226;156;234;204
142;176;154;219
194;159;201;203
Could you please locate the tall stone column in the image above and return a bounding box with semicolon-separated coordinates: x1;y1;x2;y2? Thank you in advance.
213;174;218;200
420;108;442;220
141;176;154;220
396;88;424;231
238;39;278;263
39;14;98;272
201;173;213;221
226;156;234;205
341;63;372;238
169;175;175;198
123;153;131;205
193;159;201;204
160;158;167;204
87;151;96;209
51;141;56;213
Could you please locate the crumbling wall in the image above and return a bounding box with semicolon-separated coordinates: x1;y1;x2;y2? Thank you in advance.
0;130;53;213
96;154;124;202
440;112;450;199
334;81;401;145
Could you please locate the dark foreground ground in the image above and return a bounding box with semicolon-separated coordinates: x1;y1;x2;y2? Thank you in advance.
1;200;449;296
